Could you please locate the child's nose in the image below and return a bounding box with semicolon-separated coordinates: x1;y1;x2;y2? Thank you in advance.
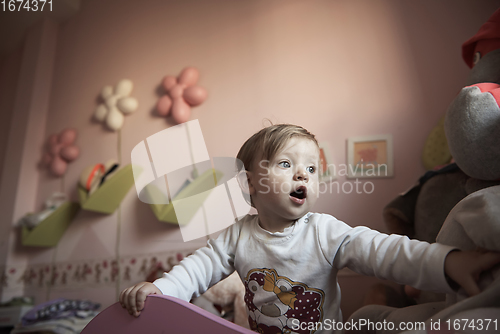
293;168;308;182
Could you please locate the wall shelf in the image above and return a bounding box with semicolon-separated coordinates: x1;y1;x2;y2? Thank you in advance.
148;168;223;225
78;164;135;214
21;202;79;247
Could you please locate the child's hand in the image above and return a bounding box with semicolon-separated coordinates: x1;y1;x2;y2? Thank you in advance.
119;282;162;317
444;250;500;296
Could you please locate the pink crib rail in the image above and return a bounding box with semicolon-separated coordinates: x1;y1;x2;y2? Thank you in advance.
81;294;254;333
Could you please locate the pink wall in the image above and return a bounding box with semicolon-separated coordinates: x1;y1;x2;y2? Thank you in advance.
0;49;22;191
1;0;499;320
0;48;23;262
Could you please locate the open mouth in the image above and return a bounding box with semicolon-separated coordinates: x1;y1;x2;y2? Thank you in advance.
290;186;307;204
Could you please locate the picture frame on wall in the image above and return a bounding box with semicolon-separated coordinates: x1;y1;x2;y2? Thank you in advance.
346;134;393;179
318;142;336;182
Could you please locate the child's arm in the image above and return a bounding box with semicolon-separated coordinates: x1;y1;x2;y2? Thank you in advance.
444;249;500;296
119;245;234;317
328;220;500;296
119;282;162;317
118;219;242;317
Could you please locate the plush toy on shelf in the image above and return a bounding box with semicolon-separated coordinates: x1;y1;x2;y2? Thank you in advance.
348;8;500;332
17;192;68;229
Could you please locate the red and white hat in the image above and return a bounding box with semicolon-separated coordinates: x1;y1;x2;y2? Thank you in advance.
462;8;500;68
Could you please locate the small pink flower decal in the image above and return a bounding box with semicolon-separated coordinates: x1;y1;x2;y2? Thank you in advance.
41;128;80;177
156;67;208;124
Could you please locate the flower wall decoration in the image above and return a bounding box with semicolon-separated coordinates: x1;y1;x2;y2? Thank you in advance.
94;79;139;131
156;67;208;124
41;128;80;177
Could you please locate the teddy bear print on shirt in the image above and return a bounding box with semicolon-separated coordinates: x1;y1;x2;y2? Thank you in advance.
244;268;325;334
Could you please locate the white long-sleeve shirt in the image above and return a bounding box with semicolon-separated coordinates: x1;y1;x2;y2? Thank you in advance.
153;213;455;334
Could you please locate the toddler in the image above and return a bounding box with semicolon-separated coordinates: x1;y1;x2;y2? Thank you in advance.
120;124;500;334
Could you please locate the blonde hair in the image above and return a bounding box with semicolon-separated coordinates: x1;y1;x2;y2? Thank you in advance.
236;124;319;172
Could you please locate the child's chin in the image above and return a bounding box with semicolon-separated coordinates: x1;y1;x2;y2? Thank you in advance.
286;210;309;221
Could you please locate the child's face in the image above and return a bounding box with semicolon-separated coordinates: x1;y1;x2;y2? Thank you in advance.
249;137;320;224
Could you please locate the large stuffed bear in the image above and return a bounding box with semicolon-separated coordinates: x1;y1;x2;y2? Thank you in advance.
348;8;500;333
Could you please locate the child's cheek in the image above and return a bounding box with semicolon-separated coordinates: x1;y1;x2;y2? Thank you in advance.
270;167;288;176
310;182;320;196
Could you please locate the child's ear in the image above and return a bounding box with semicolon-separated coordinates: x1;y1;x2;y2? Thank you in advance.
237;170;255;196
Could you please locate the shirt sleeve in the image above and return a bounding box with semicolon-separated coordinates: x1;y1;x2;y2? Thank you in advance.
152;220;241;301
318;215;456;294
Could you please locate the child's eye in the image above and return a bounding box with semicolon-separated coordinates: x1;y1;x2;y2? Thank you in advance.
278;161;291;168
307;166;316;174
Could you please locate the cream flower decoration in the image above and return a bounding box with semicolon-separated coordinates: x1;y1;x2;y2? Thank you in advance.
94;79;139;131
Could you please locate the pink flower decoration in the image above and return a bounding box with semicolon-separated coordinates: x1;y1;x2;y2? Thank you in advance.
41;128;80;177
156;67;208;124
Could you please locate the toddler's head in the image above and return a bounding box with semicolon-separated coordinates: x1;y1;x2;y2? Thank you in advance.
236;124;319;208
237;124;318;173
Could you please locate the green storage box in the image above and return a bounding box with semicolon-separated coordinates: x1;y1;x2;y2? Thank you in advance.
21;202;79;247
148;168;223;225
78;164;136;214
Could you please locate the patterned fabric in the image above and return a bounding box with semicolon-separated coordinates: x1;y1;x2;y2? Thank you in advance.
22;298;100;325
